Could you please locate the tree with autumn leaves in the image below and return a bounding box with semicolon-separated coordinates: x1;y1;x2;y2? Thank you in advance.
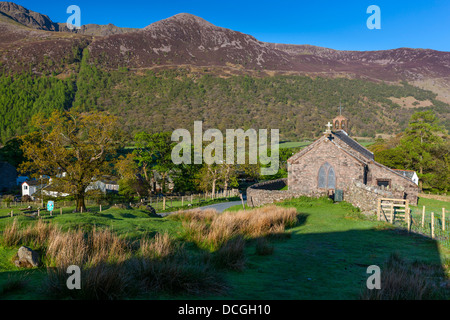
19;111;123;212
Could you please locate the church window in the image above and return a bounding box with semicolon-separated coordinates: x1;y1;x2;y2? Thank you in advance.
318;162;336;189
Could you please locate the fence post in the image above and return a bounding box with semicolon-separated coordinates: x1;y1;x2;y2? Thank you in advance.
182;196;184;207
10;210;13;217
163;197;166;211
377;198;381;221
38;208;40;217
422;206;425;228
60;207;62;215
431;212;435;239
407;210;411;233
390;202;394;223
100;204;102;212
443;208;446;231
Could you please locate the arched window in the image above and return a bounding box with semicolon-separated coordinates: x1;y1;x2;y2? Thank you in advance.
341;120;346;129
318;162;336;189
335;120;339;129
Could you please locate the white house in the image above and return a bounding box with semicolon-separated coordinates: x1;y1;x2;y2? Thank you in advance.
393;169;419;186
41;184;70;198
86;176;120;194
22;180;46;200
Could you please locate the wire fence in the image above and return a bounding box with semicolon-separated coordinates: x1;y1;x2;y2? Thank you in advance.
392;205;449;248
1;189;241;215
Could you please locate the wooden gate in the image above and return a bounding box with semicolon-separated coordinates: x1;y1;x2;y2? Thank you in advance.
377;198;410;223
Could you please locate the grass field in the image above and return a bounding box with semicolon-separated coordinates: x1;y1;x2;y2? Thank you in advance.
0;196;448;300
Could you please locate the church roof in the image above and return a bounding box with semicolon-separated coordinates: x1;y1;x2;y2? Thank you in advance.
332;130;374;161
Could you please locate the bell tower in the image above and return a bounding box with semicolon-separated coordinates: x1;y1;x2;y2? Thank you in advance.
333;100;349;132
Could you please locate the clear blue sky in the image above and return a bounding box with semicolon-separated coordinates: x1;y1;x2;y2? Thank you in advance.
12;0;450;51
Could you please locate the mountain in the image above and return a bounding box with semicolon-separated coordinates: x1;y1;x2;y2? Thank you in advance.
0;2;449;144
0;2;136;35
0;2;59;31
84;12;450;103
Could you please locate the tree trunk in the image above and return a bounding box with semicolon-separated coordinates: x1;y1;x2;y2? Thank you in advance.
76;191;87;213
211;179;216;199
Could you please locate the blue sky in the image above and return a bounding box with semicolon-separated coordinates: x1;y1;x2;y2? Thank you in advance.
11;0;450;51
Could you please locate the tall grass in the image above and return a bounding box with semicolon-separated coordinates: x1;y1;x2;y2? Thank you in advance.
177;206;298;250
1;205;299;299
360;253;447;300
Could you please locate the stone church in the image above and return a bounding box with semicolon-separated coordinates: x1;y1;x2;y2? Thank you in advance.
286;115;419;205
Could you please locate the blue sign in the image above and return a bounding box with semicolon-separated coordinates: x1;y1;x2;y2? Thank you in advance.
47;201;54;212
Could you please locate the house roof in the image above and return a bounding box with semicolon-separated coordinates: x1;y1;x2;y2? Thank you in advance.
22;180;44;186
97;176;119;185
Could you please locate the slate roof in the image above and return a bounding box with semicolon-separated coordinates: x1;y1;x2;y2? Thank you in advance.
23;180;44;186
332;130;374;161
393;169;416;180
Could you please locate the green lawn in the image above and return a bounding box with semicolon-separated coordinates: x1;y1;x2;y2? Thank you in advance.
0;197;448;299
219;198;449;299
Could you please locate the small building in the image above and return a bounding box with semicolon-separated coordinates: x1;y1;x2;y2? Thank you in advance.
86;176;120;194
41;184;70;198
22;180;46;200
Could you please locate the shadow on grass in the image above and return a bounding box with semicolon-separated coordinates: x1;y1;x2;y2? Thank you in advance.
230;226;449;300
1;211;448;300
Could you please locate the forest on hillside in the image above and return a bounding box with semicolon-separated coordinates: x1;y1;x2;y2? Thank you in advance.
0;59;449;144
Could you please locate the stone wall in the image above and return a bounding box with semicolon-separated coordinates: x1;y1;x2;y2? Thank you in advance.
246;178;327;207
343;180;394;215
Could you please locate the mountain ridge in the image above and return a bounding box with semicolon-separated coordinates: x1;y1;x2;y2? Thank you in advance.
0;2;449;144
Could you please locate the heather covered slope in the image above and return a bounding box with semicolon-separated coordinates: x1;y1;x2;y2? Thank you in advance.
0;2;449;144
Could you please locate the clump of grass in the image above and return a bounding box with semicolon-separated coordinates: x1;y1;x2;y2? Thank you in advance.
360;253;447;300
255;238;274;256
169;209;217;224
139;232;178;260
132;251;228;296
44;262;135;300
45;227;131;268
212;236;246;271
0;273;29;297
1;219;58;250
181;206;298;250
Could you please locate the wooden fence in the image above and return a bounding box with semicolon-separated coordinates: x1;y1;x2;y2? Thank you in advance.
377;198;410;224
378;197;449;245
